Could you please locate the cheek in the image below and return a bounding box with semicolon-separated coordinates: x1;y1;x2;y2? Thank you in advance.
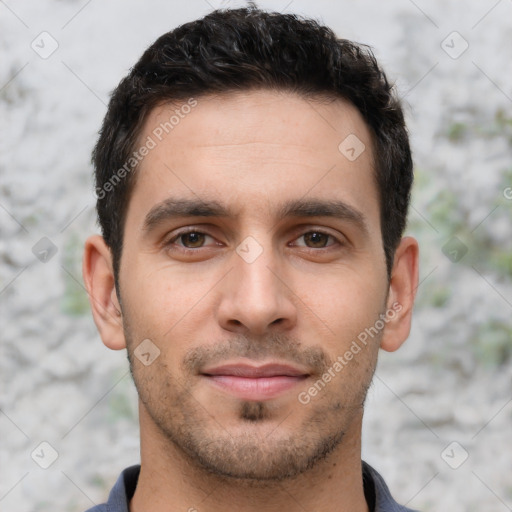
297;271;386;351
121;266;187;335
121;258;224;349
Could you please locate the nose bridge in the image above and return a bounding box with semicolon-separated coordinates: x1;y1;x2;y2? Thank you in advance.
236;240;279;300
217;234;296;334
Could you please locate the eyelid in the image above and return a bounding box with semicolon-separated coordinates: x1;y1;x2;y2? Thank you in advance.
164;227;218;248
288;227;344;248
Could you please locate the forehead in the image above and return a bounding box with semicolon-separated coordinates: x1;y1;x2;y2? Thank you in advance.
126;89;380;233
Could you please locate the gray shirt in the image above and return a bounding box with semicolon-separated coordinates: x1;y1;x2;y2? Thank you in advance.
84;461;418;511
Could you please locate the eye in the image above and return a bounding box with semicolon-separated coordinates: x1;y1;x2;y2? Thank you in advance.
165;229;217;250
292;230;341;249
163;228;343;256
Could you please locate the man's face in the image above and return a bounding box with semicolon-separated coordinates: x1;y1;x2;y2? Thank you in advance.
118;90;389;480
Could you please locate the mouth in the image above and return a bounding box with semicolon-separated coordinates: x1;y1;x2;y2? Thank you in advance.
200;362;310;401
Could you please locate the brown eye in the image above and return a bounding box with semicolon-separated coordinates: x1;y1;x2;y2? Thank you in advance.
303;232;331;248
163;228;222;259
178;232;206;248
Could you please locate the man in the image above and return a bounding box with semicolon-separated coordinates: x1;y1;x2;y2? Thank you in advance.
83;6;419;512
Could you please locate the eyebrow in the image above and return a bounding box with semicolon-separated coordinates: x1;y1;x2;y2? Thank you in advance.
277;198;368;235
142;197;369;236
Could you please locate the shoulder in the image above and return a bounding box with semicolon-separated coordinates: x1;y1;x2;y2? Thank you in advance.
362;461;420;512
82;465;141;512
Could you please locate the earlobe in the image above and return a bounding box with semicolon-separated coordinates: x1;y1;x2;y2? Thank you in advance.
380;236;419;352
82;235;127;350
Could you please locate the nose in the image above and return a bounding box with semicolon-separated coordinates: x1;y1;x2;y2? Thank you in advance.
216;243;298;336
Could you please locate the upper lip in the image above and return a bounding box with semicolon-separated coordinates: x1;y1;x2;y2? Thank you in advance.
201;362;309;378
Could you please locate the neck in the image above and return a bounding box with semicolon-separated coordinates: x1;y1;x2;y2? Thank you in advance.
130;403;369;512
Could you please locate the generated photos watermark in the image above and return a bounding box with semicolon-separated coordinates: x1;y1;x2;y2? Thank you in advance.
95;97;198;200
298;301;403;405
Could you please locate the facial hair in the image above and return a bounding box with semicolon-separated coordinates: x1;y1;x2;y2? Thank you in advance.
125;328;379;483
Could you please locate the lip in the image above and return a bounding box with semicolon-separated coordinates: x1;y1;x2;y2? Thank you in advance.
202;362;308;378
201;362;309;401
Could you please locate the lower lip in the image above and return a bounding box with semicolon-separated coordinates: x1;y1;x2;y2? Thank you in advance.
203;375;307;401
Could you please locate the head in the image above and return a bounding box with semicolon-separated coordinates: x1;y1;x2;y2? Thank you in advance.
93;7;413;285
84;7;418;482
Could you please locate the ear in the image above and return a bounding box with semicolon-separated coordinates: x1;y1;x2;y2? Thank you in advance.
82;234;126;350
380;236;419;352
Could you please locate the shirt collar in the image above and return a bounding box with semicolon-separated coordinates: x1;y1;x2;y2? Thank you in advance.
96;461;417;512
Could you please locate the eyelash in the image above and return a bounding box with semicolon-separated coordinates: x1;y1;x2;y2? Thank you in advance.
164;227;344;253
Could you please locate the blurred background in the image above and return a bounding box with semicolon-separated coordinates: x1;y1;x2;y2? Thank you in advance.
1;0;511;510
